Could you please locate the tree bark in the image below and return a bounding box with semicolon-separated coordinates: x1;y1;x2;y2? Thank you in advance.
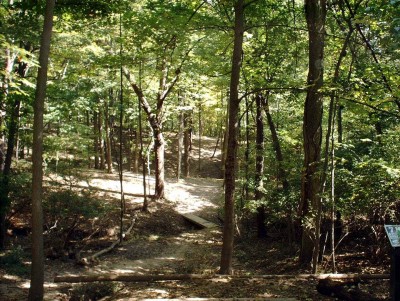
98;110;105;170
122;65;180;200
29;1;54;300
299;0;326;271
93;111;100;169
133;127;139;173
183;109;192;178
243;96;250;201
198;103;202;172
54;272;390;283
255;94;266;238
263;94;289;192
221;92;229;181
319;27;353;272
154;128;165;199
337;105;343;143
219;0;244;275
0;98;21;249
177;104;184;180
104;103;113;174
0;43;31;248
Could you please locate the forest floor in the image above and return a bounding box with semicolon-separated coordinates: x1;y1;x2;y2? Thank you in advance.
0;135;392;300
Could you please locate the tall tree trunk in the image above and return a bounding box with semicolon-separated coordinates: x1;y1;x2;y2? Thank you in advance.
29;1;54;299
299;0;326;271
133;127;139;173
220;0;244;275
198;103;202;172
104;104;113;174
93;111;100;169
244;95;250;202
183;109;192;178
263;94;289;191
177;107;184;180
154;128;165;199
263;93;293;242
98;110;105;170
0;41;31;249
15;108;21;162
0;98;21;248
138;95;148;211
221;92;229;181
337;105;343;144
319;24;353;272
123;60;180;200
1;45;16;165
255;94;266;238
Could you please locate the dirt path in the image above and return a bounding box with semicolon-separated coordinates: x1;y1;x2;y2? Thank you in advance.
36;171;336;301
1;136;390;300
70;172;224;276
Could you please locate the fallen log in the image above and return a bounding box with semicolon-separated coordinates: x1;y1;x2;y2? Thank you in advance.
231;273;390;280
54;273;390;283
54;273;210;283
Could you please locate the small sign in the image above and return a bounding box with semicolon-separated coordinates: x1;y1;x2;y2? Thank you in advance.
385;225;400;248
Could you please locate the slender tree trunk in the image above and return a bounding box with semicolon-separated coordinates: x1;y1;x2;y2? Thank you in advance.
138;96;148;211
98;111;105;170
29;1;54;300
93;111;100;169
263;93;294;242
337;105;343;143
183;109;192;178
0;13;13;246
126;127;133;172
244;96;250;201
104;104;113;174
263;94;289;191
198;103;202;172
299;0;326;271
177;107;184;180
255;94;266;238
330;126;336;273
220;0;244;275
0;98;21;248
221;92;229;181
122;52;180;200
15;109;21;162
0;42;30;249
318;27;352;268
133;127;139;173
154;128;165;199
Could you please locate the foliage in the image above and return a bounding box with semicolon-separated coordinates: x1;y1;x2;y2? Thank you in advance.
44;190;112;224
0;245;29;276
1;0;399;268
8;169;32;211
43;189;115;251
336;149;400;219
68;282;120;301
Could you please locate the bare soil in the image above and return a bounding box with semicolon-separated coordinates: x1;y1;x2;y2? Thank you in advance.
0;135;391;300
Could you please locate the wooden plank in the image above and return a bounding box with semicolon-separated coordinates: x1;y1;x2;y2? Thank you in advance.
181;213;218;229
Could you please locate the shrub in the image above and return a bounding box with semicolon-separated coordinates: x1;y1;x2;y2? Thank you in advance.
0;245;29;276
69;282;119;301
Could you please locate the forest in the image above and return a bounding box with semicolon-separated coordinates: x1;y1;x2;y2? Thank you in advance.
0;0;399;300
